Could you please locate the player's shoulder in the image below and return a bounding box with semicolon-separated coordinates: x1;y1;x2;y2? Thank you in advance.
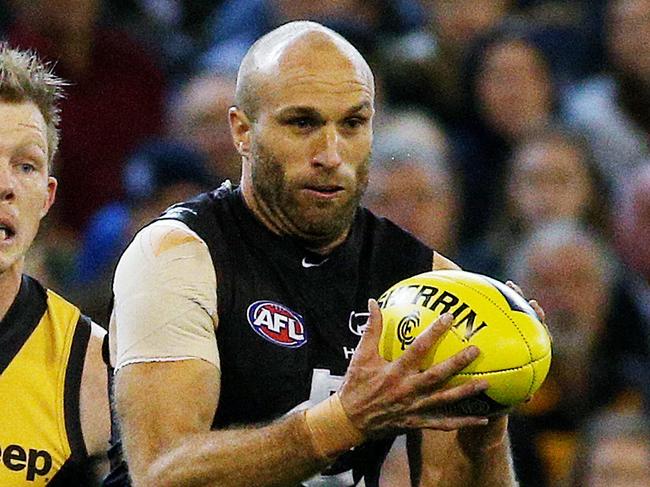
360;206;431;249
130;220;208;261
135;181;236;256
114;219;215;297
145;220;206;252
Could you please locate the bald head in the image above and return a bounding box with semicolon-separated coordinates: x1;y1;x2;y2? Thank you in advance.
235;21;374;119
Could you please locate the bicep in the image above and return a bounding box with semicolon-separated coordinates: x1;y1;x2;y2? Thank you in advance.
114;359;220;482
110;222;220;371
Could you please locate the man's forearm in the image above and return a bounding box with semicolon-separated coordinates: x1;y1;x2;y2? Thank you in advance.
440;436;517;486
419;418;517;487
442;417;517;487
137;412;330;487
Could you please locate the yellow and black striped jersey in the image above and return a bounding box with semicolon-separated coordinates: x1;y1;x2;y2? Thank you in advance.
0;275;94;485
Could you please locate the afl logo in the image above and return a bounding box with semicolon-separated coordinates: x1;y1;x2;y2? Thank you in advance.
397;309;421;351
247;301;307;348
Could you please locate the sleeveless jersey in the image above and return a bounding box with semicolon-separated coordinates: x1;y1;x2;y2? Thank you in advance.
0;275;94;486
106;185;434;487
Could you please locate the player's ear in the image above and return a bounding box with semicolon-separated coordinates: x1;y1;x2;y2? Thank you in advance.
229;106;252;158
41;176;57;218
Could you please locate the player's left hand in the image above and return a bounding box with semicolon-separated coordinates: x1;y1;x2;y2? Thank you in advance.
506;280;546;324
454;281;546;456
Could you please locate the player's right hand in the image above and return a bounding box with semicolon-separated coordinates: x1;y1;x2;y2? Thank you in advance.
338;299;490;439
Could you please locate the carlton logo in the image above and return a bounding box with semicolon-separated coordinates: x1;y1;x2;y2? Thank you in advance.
397;309;421;351
247;301;308;348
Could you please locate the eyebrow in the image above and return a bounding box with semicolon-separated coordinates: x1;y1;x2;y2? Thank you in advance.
19;140;47;154
15;142;48;164
345;102;372;115
275;101;373;119
276;106;321;119
17;124;48;151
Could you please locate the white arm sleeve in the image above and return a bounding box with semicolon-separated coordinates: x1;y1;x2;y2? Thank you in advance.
109;220;219;371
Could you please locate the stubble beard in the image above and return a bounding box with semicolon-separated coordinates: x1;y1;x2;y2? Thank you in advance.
250;140;370;249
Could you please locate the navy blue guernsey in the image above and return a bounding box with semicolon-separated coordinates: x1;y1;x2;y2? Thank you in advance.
104;184;434;487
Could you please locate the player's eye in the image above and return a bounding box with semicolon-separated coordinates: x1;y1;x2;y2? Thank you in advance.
343;117;367;130
288;117;317;130
17;162;36;174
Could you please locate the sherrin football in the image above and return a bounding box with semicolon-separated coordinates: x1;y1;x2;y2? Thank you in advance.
377;270;552;414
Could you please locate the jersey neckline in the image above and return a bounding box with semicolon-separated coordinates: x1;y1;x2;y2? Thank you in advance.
0;275;48;375
230;187;368;274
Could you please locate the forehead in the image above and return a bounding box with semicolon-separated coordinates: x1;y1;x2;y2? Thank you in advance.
516;141;584;171
483;40;543;71
529;241;600;278
612;0;650;22
0;100;47;147
591;437;650;468
258;41;374;114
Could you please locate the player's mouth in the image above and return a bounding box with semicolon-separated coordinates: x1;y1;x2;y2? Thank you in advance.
303;185;345;199
0;222;16;243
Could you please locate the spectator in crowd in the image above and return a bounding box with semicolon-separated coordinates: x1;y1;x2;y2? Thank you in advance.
506;129;608;232
612;163;650;409
200;0;426;74
73;139;212;324
507;221;645;485
22;208;79;294
563;0;650;193
381;0;513;131
102;0;223;81
168;72;240;183
456;20;559;242
6;0;166;231
569;411;650;487
516;1;602;79
364;110;460;257
458;126;610;278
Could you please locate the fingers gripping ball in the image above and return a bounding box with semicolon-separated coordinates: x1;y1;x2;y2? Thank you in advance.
378;270;552;414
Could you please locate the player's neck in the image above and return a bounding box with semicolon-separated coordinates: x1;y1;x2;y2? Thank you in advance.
241;180;349;255
303;229;349;255
0;262;23;322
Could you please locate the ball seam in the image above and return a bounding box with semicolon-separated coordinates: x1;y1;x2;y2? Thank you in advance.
449;277;536;396
454;350;551;376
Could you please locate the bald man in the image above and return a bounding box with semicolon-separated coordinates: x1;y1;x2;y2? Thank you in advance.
105;22;521;487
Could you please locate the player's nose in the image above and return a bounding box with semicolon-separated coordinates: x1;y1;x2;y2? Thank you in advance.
312;124;343;169
0;163;16;202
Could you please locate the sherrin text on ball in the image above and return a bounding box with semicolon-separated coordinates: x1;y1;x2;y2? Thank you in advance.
377;270;552;414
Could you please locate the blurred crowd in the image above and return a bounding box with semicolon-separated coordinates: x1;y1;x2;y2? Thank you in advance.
2;0;650;485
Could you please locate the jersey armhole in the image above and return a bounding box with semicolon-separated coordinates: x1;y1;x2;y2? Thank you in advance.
64;315;92;462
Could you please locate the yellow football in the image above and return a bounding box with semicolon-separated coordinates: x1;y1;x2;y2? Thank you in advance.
378;269;552;414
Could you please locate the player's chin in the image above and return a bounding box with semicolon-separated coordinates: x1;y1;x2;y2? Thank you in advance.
0;251;19;274
298;197;353;220
297;214;347;238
